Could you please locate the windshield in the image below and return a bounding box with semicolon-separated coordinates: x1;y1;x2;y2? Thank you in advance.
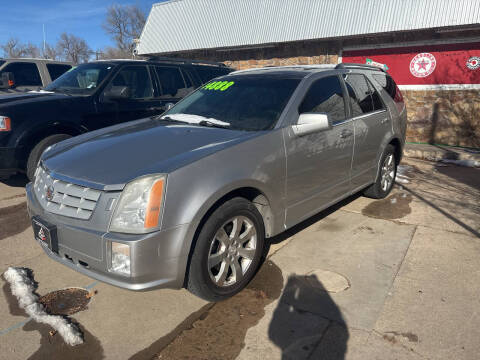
45;62;115;95
163;76;301;131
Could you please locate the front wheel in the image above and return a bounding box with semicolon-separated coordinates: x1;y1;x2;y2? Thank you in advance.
187;197;265;302
363;144;397;199
26;134;72;181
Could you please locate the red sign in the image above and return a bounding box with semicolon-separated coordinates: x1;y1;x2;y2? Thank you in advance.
342;42;480;85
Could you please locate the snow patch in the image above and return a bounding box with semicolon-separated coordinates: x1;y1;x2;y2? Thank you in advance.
3;267;84;346
440;159;480;168
390;198;397;204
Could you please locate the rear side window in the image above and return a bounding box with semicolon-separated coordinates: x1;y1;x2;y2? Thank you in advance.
155;66;194;99
343;74;384;116
373;73;404;104
0;62;42;86
46;64;72;81
107;65;154;99
194;66;231;83
299;76;346;123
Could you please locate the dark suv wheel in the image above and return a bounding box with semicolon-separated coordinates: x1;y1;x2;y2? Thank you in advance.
26;134;71;180
187;197;265;301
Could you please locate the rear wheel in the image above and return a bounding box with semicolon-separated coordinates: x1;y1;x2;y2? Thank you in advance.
187;197;265;302
26;134;72;181
363;144;397;199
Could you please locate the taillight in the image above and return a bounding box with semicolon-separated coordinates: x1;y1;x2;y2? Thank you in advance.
0;116;11;131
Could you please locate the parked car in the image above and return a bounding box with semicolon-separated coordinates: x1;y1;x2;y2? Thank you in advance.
26;63;406;301
0;58;233;179
0;58;72;94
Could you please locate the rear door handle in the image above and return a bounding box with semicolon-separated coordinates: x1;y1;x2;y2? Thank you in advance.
148;106;166;112
340;129;353;138
380;118;389;124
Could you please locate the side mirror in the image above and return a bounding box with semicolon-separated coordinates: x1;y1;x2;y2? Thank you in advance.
292;113;332;136
0;72;15;89
103;86;131;100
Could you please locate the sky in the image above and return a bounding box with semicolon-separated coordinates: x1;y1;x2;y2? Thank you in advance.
0;0;163;52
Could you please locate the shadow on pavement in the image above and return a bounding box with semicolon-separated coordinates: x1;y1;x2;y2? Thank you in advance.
269;274;348;360
434;163;480;191
1;173;29;188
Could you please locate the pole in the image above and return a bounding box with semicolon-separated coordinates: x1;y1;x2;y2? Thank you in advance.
43;24;46;57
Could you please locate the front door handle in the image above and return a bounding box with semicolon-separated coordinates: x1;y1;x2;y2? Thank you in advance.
340;129;353;138
380;118;389;124
148;106;166;112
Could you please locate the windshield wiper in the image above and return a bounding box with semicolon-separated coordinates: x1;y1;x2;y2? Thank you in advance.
155;115;190;124
198;120;231;129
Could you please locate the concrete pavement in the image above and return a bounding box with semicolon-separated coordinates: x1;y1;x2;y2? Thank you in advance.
0;158;479;359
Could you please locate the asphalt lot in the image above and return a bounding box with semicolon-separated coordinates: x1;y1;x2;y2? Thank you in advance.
0;157;479;359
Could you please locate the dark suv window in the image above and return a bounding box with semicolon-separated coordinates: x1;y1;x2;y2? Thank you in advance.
107;65;154;99
299;76;346;123
155;66;194;99
1;62;42;86
373;73;404;104
0;60;5;67
194;66;231;83
46;64;72;81
343;74;384;116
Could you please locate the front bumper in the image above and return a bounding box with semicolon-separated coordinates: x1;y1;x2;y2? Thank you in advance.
26;183;191;291
0;147;20;177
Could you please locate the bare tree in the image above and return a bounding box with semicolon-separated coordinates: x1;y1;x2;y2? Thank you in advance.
1;38;25;58
56;33;92;64
23;43;40;58
103;4;146;57
42;43;60;60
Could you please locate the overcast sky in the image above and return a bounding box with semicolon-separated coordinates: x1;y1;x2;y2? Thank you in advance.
0;0;162;51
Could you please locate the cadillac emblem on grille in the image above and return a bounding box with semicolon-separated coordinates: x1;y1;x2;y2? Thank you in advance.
45;185;55;202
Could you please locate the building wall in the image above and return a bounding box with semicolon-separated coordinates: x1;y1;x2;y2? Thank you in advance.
160;33;480;148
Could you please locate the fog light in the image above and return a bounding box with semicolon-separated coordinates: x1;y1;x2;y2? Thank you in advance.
110;242;131;276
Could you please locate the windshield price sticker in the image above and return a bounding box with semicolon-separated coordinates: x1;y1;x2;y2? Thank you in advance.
204;81;235;91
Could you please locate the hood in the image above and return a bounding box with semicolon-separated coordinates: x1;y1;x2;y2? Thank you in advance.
43;118;258;190
0;92;72;106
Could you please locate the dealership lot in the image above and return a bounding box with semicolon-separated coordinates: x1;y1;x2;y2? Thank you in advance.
0;157;479;359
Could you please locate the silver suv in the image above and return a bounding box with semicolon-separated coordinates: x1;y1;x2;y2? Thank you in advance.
26;63;406;301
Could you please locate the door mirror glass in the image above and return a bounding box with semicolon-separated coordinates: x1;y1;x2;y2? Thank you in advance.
0;72;15;89
292;113;331;136
103;86;131;100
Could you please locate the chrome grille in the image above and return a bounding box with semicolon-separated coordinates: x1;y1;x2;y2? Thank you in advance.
33;166;101;220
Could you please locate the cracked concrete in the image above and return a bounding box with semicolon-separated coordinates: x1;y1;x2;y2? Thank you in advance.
0;158;479;359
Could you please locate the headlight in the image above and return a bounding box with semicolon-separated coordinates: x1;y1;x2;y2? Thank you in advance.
109;242;131;276
0;116;11;131
109;174;165;234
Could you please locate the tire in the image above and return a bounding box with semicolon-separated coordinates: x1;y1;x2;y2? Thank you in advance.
26;134;72;181
363;144;397;199
187;197;265;302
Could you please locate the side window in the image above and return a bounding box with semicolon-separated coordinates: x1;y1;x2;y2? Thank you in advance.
1;62;42;86
373;73;404;104
194;66;231;84
343;74;376;116
107;66;153;100
365;77;385;111
299;76;346;123
46;64;72;81
155;66;193;99
181;69;193;88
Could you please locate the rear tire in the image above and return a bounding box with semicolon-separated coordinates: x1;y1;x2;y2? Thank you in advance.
187;197;265;302
26;134;71;181
363;144;397;199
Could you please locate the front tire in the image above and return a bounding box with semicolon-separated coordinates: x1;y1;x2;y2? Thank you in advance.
26;134;71;180
363;144;397;199
187;197;265;302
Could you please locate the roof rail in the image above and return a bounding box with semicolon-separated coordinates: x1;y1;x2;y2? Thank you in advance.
145;56;227;67
335;63;385;72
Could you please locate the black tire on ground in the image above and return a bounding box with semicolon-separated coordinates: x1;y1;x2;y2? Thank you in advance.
363;144;397;199
187;197;265;302
26;134;72;180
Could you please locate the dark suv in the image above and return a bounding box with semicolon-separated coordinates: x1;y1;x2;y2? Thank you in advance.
0;58;233;179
